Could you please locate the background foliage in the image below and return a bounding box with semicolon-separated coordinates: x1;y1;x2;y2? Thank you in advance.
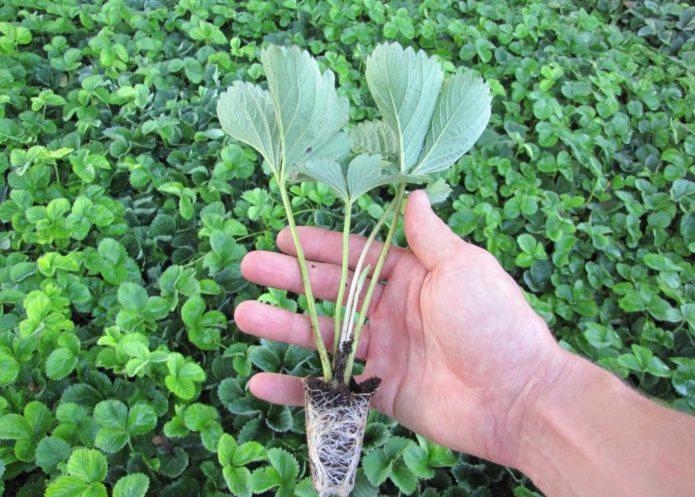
0;0;693;496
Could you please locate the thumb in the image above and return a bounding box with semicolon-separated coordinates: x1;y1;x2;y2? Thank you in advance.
404;190;463;270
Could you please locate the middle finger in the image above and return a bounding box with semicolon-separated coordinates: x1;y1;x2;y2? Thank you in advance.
240;251;385;310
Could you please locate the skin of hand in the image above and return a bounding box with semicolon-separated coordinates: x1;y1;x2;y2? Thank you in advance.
235;189;570;468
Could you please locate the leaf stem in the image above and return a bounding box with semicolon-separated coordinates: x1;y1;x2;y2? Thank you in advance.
278;179;333;380
343;184;405;383
333;201;352;364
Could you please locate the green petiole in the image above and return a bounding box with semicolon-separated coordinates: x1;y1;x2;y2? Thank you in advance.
332;201;352;366
277;178;333;381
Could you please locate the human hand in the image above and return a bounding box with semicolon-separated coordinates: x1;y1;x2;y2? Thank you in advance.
235;190;569;468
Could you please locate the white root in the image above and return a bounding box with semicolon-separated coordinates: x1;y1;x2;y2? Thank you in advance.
339;264;371;352
303;378;376;497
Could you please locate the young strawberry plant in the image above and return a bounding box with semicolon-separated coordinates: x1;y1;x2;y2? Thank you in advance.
217;42;491;497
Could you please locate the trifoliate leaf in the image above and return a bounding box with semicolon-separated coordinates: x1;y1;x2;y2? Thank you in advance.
366;43;443;171
165;353;206;400
216;82;281;173
414;72;492;175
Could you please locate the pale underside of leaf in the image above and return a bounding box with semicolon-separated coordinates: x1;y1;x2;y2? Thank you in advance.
365;43;443;172
424;178;452;205
299;159;349;202
414;72;492;175
300;154;427;204
350;120;397;157
346;154;384;201
216;82;281;173
261;45;350;176
346;155;426;201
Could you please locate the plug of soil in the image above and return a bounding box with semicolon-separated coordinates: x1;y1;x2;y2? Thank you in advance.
303;376;381;497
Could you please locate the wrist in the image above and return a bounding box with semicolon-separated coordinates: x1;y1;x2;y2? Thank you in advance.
499;347;578;470
513;351;630;495
481;345;575;468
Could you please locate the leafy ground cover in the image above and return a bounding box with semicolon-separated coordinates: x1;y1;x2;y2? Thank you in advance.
0;0;693;496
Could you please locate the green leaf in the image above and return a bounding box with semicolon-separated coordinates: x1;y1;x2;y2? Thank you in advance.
184;403;219;432
414;72;491;174
46;348;78;380
403;445;433;479
204;230;246;274
112;473;149;497
163;412;189;439
250;466;280;493
223;466;252;497
45;476;89;497
66;448;108;483
0;414;29;440
217;82;281;173
267;448;298;483
518;233;538;253
127;404;157;436
365;43;443;171
390;463;417;495
0;348;19;385
159;446;189;478
94;400;128;453
363;449;391;486
36;436;71;473
235;441;266;466
118;283;147;311
95;427;128;453
217;433;237;466
24;400;53;434
94;400;127;429
261;44;350;171
165;353;206;400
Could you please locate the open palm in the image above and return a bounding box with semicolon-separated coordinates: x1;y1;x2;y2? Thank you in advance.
235;191;566;467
